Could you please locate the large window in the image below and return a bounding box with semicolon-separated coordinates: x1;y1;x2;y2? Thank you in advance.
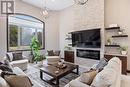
7;14;45;51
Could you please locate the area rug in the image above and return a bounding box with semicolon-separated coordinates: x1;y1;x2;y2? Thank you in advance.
25;64;89;87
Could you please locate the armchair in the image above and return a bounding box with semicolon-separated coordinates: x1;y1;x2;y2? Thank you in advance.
5;52;28;71
46;50;61;64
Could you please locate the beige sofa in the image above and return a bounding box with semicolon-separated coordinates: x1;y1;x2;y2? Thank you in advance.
0;67;29;87
65;57;130;87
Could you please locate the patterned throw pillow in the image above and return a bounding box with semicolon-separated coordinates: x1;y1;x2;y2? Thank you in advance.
96;58;108;72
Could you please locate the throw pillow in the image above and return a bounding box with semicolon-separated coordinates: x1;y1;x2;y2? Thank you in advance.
54;50;60;56
3;74;33;87
1;71;16;78
12;52;23;61
91;68;116;87
47;50;55;56
96;58;108;72
0;62;13;72
6;53;13;62
80;70;98;85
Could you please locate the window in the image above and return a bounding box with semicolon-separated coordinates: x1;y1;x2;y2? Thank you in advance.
7;14;45;51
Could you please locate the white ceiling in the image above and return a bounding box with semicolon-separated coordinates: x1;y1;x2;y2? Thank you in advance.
22;0;74;11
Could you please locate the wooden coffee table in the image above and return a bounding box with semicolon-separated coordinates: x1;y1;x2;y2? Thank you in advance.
40;62;79;86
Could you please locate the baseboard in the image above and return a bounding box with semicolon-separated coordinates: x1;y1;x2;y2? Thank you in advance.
127;70;130;73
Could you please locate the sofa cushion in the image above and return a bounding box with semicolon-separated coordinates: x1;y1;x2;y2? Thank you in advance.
121;75;130;87
80;70;97;85
104;57;121;87
91;68;117;87
108;57;120;64
69;79;90;87
0;77;10;87
46;56;60;64
4;74;32;87
104;57;120;71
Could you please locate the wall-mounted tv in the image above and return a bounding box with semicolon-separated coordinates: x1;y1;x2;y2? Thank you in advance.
71;28;101;48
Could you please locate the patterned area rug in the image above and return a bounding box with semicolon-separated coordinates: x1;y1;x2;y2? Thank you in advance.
24;63;89;87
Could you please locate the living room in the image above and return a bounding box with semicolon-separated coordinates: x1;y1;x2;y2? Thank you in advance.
0;0;130;87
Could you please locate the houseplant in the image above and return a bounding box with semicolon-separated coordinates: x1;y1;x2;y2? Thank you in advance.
30;37;42;64
120;46;128;55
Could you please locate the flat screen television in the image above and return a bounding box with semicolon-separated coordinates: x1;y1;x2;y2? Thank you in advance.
71;28;101;48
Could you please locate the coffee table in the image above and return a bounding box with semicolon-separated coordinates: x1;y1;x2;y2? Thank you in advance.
40;62;79;86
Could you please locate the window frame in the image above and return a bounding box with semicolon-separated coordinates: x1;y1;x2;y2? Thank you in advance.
7;13;45;52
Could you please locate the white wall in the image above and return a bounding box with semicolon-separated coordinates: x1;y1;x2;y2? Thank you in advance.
59;0;104;67
105;0;130;70
0;0;60;57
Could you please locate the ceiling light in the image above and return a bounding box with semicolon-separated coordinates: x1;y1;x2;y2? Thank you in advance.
74;0;89;5
42;0;48;17
43;9;48;16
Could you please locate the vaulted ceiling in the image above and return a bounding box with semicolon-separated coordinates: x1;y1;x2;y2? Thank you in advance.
22;0;74;11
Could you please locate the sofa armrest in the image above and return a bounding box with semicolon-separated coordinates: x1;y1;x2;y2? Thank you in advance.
12;67;26;76
22;55;28;59
121;75;130;87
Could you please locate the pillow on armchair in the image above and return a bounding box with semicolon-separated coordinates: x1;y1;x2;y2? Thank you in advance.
12;52;23;61
6;52;23;61
47;50;55;56
54;50;60;56
47;50;60;56
6;53;13;62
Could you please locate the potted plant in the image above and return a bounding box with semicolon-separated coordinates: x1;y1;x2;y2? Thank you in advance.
30;37;41;64
120;46;128;55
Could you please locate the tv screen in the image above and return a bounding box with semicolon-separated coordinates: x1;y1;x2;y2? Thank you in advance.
72;29;101;48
